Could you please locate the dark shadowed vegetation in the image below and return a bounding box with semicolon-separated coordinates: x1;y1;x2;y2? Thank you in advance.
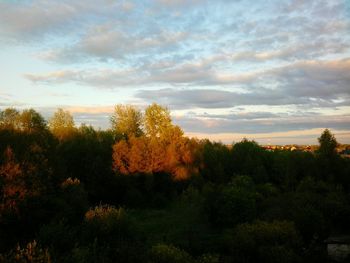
1;105;350;262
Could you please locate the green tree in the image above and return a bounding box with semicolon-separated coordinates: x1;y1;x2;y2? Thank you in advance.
110;104;143;137
205;182;256;228
144;103;172;138
49;108;75;140
316;129;341;182
317;129;338;158
199;140;231;183
231;139;268;183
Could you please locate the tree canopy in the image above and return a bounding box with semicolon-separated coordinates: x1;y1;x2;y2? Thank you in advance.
317;128;338;157
0;106;349;263
144;103;173;138
0;108;20;130
110;104;143;138
49;108;75;140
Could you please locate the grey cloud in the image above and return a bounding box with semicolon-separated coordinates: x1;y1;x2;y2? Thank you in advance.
2;0;348;71
135;88;322;109
271;59;350;99
175;112;350;134
25;57;350;108
134;58;350;108
0;1;77;38
0;1;135;40
24;69;142;87
232;40;349;62
154;0;204;8
74;27;187;61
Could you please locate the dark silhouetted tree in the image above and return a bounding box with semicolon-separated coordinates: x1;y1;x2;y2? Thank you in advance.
317;129;337;158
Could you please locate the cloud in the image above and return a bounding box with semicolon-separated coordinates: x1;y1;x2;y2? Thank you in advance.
48;24;188;62
0;1;77;38
155;0;202;7
0;1;135;40
174;111;350;134
25;57;350;109
134;58;350;108
271;58;350;99
231;41;349;62
66;106;114;114
2;0;350;142
24;69;144;87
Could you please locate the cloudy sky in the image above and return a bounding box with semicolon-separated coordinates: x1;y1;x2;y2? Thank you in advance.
1;0;349;144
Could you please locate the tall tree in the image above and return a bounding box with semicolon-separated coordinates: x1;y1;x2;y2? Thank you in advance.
317;129;338;158
317;129;340;182
110;104;143;137
144;103;172;138
18;109;47;132
0;108;20;130
49;108;75;140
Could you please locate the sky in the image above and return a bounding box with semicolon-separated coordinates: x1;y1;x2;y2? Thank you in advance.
0;0;350;144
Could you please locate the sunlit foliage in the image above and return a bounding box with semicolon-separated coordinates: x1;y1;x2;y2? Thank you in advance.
49;108;75;140
0;108;20;130
0;240;51;263
144;103;172;138
110;104;143;138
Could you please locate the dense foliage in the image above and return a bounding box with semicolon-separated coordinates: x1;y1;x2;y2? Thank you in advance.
1;106;350;262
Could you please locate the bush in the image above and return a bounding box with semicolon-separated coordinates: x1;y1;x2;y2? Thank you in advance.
149;244;193;263
0;240;51;263
223;220;301;263
197;253;220;263
205;183;256;228
83;205;131;244
79;205;144;263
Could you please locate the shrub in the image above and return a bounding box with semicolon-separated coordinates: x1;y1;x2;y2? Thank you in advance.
149;244;193;263
223;220;301;263
0;240;51;263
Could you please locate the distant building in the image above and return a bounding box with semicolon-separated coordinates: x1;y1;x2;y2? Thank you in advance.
325;236;350;262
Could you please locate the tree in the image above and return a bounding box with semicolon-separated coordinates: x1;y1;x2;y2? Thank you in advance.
112;139;131;175
0;147;26;215
110;104;143;137
144;103;172;138
199;140;231;183
205;182;256;228
316;129;340;182
49;108;75;140
317;129;338;158
223;220;301;263
0;108;20;130
231;139;268;183
18;109;47;132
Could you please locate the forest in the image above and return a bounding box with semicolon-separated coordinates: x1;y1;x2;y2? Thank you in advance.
0;104;350;263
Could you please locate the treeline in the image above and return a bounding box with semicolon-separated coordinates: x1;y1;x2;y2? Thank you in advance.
0;105;350;263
